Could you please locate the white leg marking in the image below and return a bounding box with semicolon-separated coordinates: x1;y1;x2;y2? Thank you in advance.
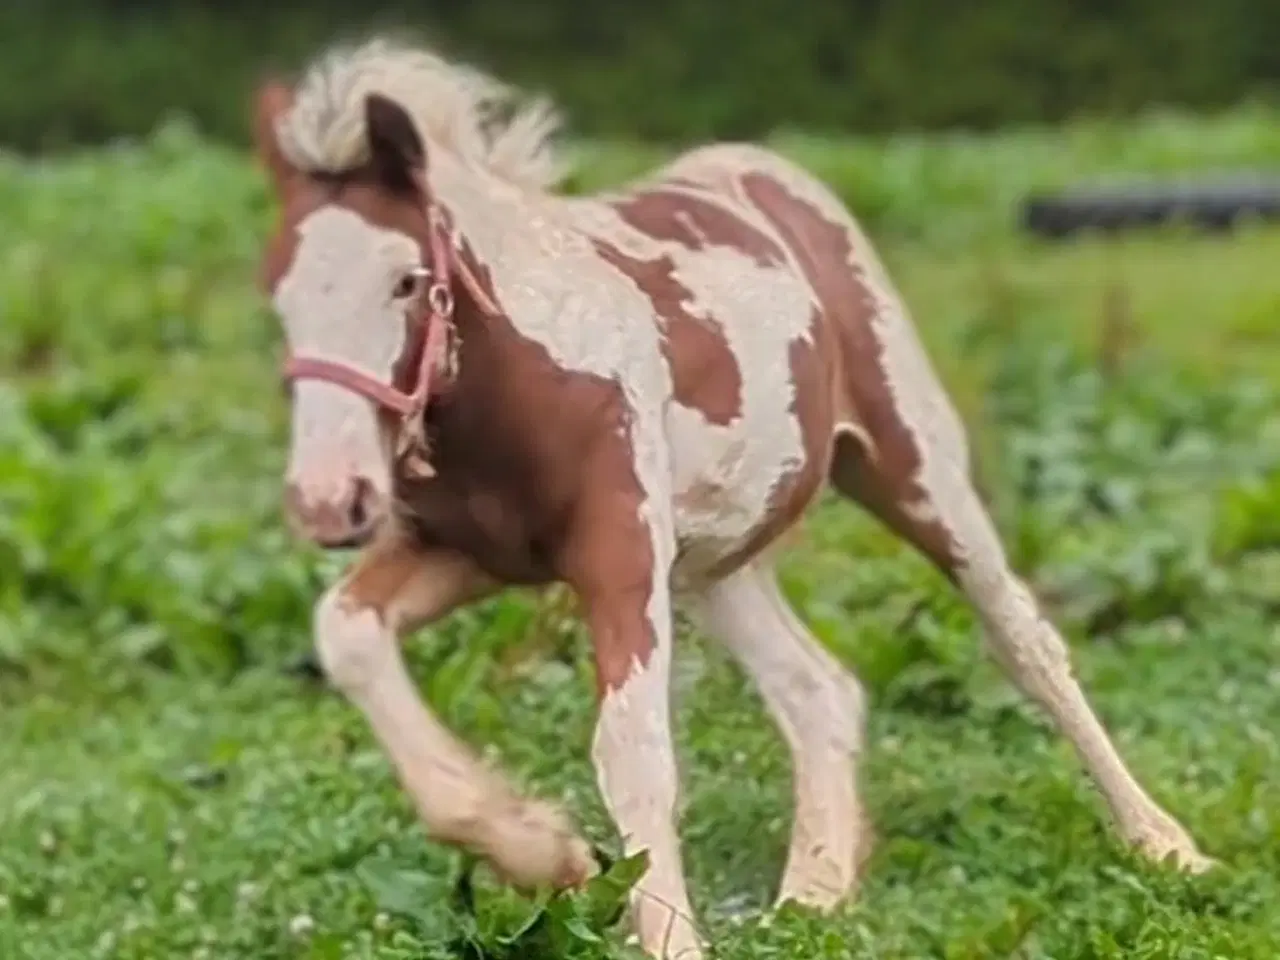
590;449;703;960
314;587;596;889
697;562;870;909
595;658;702;959
925;470;1213;871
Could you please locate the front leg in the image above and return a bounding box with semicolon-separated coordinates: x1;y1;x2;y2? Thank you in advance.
560;447;703;959
313;529;597;890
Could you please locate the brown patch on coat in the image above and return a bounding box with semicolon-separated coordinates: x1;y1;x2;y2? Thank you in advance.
336;535;424;617
608;187;786;267
340;532;495;628
741;173;960;576
583;590;655;700
385;255;660;695
552;418;663;699
591;238;743;426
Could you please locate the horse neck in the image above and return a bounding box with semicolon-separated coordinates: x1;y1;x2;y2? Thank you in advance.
423;152;535;435
425;147;558;276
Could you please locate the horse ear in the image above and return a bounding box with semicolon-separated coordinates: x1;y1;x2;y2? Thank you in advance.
365;93;426;191
252;80;297;194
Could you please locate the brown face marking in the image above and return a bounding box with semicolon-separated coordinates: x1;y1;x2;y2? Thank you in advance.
741;173;960;573
260;169;435;319
591;238;743;426
608;188;786;267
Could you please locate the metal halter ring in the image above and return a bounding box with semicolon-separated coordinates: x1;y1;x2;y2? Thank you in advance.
428;281;454;318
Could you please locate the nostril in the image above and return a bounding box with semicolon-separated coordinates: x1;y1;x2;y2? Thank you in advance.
347;478;371;529
284;476;379;547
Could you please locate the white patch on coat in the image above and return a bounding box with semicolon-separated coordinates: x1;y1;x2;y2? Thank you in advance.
661;247;815;556
665;144;978;555
563;198;818;578
688;145;970;490
274;206;421;495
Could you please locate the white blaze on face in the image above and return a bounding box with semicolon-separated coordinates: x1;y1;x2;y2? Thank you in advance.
274;206;423;499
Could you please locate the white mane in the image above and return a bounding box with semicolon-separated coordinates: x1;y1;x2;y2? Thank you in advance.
273;36;570;191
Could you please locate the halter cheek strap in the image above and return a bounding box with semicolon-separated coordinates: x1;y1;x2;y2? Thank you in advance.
281;204;479;479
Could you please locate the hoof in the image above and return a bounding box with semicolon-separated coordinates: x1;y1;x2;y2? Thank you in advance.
481;797;598;892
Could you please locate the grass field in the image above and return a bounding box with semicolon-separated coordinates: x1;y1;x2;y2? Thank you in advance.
3;109;1280;959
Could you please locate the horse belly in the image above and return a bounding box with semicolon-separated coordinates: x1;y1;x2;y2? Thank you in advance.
655;249;834;585
666;367;827;585
667;407;778;566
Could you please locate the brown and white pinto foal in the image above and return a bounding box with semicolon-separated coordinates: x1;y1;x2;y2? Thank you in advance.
254;38;1211;959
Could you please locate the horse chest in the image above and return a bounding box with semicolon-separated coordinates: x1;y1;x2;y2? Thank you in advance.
396;475;556;585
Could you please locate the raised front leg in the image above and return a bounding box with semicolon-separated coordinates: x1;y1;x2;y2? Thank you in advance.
559;454;703;959
313;531;597;890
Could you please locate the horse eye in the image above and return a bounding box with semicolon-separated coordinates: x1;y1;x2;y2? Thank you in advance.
392;270;423;300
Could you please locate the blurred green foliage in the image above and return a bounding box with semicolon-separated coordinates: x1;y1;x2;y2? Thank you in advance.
4;0;1280;150
5;108;1280;681
2;110;1280;957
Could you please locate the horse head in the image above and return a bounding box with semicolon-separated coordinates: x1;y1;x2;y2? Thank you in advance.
254;79;493;547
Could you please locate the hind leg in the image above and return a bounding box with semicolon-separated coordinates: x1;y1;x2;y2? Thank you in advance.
831;426;1212;872
723;150;1208;870
695;560;872;908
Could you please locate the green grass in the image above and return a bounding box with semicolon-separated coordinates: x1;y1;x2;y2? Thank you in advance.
3;109;1280;958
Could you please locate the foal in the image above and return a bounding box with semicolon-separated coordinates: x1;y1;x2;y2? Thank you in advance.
253;37;1211;959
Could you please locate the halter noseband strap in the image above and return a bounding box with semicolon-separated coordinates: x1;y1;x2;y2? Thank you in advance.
281;204;477;479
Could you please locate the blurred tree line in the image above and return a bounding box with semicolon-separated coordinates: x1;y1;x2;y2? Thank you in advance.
3;0;1279;151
